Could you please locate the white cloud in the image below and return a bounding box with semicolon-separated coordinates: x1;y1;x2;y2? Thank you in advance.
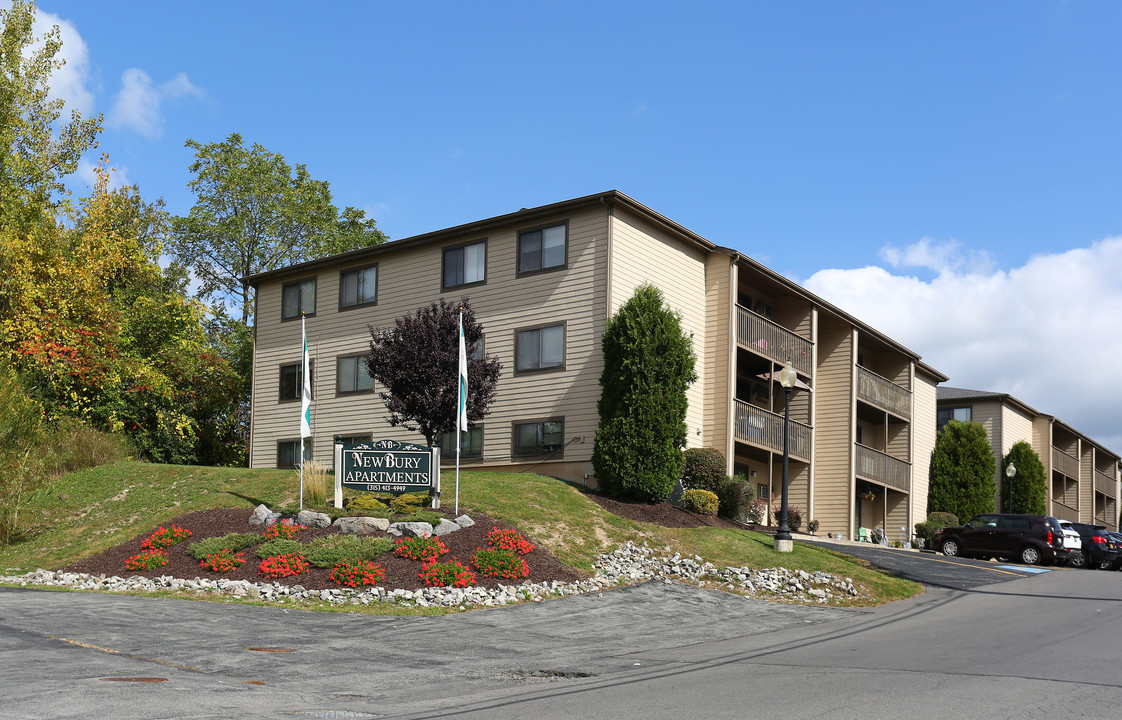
23;6;96;116
108;69;203;139
803;237;1122;453
878;236;995;275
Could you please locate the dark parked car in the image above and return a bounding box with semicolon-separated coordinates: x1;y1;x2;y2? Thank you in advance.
932;514;1069;565
1065;522;1119;570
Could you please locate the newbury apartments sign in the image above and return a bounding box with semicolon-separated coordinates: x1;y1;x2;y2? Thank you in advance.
333;438;438;508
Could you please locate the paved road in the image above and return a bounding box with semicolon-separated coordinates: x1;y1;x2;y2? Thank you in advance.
3;550;1121;719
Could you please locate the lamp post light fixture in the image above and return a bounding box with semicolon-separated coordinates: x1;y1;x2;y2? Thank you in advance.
774;360;798;553
1005;462;1016;513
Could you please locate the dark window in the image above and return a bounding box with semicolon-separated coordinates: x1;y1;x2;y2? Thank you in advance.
1001;516;1032;530
441;427;483;459
280;362;313;400
515;324;564;372
337;434;372;447
937;406;972;432
513;419;563;456
443;241;486;288
518;223;567;273
336;355;373;394
277;440;311;468
340;265;377;308
282;278;316;319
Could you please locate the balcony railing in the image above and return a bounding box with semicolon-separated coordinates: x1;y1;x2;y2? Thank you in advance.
1094;469;1117;499
1051;500;1080;522
855;444;910;492
733;399;811;462
736;306;813;376
856;366;911;419
1052;447;1079;480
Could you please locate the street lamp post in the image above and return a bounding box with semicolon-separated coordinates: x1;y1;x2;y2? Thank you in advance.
1006;462;1017;513
774;361;798;553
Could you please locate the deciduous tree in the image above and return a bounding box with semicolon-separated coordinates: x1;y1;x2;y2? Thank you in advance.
171;133;387;323
592;284;697;502
0;0;101;231
364;298;501;447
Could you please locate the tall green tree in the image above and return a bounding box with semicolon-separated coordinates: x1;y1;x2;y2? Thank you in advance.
0;0;101;232
170;133;388;323
929;420;997;520
1002;441;1047;515
364;298;501;446
592;284;697;502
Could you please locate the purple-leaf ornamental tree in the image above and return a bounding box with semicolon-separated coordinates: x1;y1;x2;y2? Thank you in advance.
364;297;501;446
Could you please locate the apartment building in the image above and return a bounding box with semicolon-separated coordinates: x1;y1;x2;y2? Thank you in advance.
246;191;946;540
937;387;1120;530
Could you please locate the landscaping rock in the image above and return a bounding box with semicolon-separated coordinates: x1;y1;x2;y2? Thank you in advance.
454;515;475;528
248;504;279;526
433;519;460;536
297;510;332;529
387;521;433;538
333;516;390;534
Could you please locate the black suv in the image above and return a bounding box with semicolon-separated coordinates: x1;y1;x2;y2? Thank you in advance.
1065;522;1120;570
933;514;1069;565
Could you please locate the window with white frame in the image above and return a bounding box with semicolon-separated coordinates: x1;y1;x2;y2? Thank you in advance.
515;324;564;373
340;265;377;309
443;240;486;288
518;223;566;273
282;278;316;319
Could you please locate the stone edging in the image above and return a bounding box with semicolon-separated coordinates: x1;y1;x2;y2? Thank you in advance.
0;541;864;609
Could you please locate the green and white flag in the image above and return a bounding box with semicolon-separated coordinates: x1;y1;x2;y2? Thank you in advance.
300;315;312;439
457;311;468;435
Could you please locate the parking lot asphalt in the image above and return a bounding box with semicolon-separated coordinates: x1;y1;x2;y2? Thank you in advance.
802;536;1077;590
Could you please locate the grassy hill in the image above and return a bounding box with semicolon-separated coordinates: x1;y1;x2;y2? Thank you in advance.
0;461;920;606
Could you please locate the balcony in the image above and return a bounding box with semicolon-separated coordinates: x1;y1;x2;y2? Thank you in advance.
1094;469;1116;499
856;366;911;419
1052;447;1079;479
733;399;811;462
736;306;813;376
855;444;910;492
1051;500;1079;522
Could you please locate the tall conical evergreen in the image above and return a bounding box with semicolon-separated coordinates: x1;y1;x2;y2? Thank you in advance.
592;284;697;502
929;420;997;520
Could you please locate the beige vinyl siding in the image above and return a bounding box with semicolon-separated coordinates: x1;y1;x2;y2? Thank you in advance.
703;253;734;464
811;315;855;537
911;369;938;526
1000;405;1034;453
608;209;709;450
1080;442;1092;518
250;207;611;470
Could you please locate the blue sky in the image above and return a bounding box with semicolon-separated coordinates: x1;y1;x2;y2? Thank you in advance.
20;1;1122;451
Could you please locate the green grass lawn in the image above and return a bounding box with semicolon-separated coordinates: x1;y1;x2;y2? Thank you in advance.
0;461;920;606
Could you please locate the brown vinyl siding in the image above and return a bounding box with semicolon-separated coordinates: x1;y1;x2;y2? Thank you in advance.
703;253;734;464
250;207;610;470
811;316;855;537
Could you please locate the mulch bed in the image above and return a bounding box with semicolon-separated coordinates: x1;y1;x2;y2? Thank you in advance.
63;508;584;591
61;494;744;591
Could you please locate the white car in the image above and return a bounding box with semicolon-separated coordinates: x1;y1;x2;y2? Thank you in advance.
1059;521;1084;567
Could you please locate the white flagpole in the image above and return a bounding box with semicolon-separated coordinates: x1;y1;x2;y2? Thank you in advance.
300;313;312;509
456;310;468;515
